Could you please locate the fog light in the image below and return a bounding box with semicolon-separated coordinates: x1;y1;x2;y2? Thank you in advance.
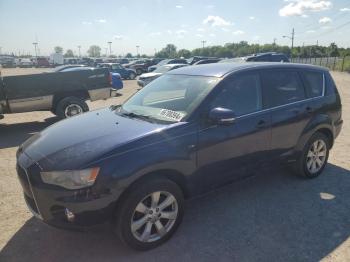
65;208;75;222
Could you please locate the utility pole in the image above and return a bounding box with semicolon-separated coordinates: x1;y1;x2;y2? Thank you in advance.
104;47;108;57
77;45;81;57
136;45;140;57
107;41;112;56
32;42;38;59
283;28;295;58
201;40;206;49
273;38;277;45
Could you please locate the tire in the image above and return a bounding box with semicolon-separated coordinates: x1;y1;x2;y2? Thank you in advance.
54;96;89;119
129;72;136;80
114;177;184;251
136;69;142;75
293;132;330;178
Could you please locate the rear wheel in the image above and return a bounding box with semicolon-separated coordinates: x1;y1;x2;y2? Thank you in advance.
114;178;184;250
136;69;142;75
54;96;89;119
129;72;136;80
293;132;330;178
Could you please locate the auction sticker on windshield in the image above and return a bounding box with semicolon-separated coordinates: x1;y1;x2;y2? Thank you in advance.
159;109;185;121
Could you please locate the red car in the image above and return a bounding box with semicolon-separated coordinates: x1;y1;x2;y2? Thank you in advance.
35;57;50;67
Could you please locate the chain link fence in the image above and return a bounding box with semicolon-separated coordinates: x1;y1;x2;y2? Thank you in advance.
291;56;350;72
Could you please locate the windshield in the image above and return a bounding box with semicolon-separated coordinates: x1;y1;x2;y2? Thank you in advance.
120;75;219;123
153;65;173;73
156;59;170;66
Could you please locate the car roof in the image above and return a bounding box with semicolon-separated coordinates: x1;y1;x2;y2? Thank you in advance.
167;62;328;78
163;64;188;67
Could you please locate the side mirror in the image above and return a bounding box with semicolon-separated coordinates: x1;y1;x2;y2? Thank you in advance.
208;107;236;125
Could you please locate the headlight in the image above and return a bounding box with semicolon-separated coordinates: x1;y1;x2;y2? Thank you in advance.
40;167;100;190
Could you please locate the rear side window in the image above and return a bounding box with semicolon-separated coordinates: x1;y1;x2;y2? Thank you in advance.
211;72;262;116
302;71;324;98
261;70;305;108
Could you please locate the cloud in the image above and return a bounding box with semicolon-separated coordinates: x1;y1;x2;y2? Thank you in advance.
197;28;205;32
319;16;332;24
222;28;230;32
306;30;316;33
209;33;216;37
114;35;124;40
233;30;245;35
166;30;173;35
82;21;92;25
149;32;162;37
206;5;215;8
95;19;107;23
340;7;350;12
203;15;232;27
175;5;183;8
176;30;187;38
196;34;204;38
249;16;255;20
279;0;332;17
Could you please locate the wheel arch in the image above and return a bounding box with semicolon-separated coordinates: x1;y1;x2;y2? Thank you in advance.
52;89;89;112
113;169;190;214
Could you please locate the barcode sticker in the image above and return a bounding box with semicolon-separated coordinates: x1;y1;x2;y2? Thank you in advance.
159;109;185;121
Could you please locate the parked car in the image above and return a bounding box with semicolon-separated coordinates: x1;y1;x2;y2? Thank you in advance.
148;58;187;72
19;58;33;68
124;59;157;75
0;67;118;119
15;63;342;250
220;53;290;63
35;57;50;67
53;64;87;72
97;63;137;80
115;58;130;65
187;56;217;65
137;64;188;87
0;56;16;68
193;58;221;65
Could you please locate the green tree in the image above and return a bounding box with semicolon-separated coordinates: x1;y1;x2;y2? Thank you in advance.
87;45;101;57
54;46;63;54
125;53;133;58
155;44;177;58
177;49;192;58
64;49;74;57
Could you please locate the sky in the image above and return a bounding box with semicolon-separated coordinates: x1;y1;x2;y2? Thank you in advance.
0;0;349;56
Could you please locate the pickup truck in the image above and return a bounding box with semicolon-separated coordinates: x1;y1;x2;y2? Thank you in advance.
0;67;120;120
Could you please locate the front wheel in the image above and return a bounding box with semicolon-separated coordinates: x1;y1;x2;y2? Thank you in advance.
54;96;89;119
114;178;184;250
293;132;330;178
136;69;142;75
129;72;136;80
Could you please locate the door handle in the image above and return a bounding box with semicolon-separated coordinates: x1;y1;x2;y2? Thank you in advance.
256;120;266;129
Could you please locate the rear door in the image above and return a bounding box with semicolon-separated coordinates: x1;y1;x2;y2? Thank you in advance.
260;69;309;158
196;71;271;191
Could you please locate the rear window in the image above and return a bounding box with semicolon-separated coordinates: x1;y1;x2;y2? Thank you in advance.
302;71;324;98
261;70;305;108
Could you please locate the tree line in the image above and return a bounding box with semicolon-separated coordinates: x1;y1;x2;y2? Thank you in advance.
51;42;350;59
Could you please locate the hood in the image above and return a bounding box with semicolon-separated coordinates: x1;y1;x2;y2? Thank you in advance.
139;72;162;79
19;107;168;170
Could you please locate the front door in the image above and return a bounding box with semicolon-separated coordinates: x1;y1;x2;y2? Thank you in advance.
196;71;271;192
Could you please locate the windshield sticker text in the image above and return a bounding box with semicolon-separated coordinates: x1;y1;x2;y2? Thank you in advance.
159;109;184;121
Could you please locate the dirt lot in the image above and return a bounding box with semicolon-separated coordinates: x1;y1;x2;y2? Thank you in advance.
0;68;350;262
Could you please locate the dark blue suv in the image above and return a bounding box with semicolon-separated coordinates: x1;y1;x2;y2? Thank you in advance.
97;63;137;80
16;63;342;250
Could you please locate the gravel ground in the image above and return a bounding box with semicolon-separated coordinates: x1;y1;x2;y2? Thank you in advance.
0;68;350;262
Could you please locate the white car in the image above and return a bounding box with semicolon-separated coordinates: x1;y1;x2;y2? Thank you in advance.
19;58;33;68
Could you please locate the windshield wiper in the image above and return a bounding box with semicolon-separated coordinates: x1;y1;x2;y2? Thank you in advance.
120;111;156;122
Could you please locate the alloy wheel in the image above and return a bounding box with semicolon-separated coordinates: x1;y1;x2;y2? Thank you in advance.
306;139;327;174
131;191;178;243
64;104;83;117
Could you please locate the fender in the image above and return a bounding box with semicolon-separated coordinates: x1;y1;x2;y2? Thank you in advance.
295;113;334;154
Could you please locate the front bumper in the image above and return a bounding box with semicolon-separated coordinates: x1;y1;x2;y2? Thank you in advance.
16;153;118;230
137;79;145;87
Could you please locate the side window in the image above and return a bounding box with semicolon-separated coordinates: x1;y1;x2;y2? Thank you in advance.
211;73;262;116
302;71;324;98
261;70;305;108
